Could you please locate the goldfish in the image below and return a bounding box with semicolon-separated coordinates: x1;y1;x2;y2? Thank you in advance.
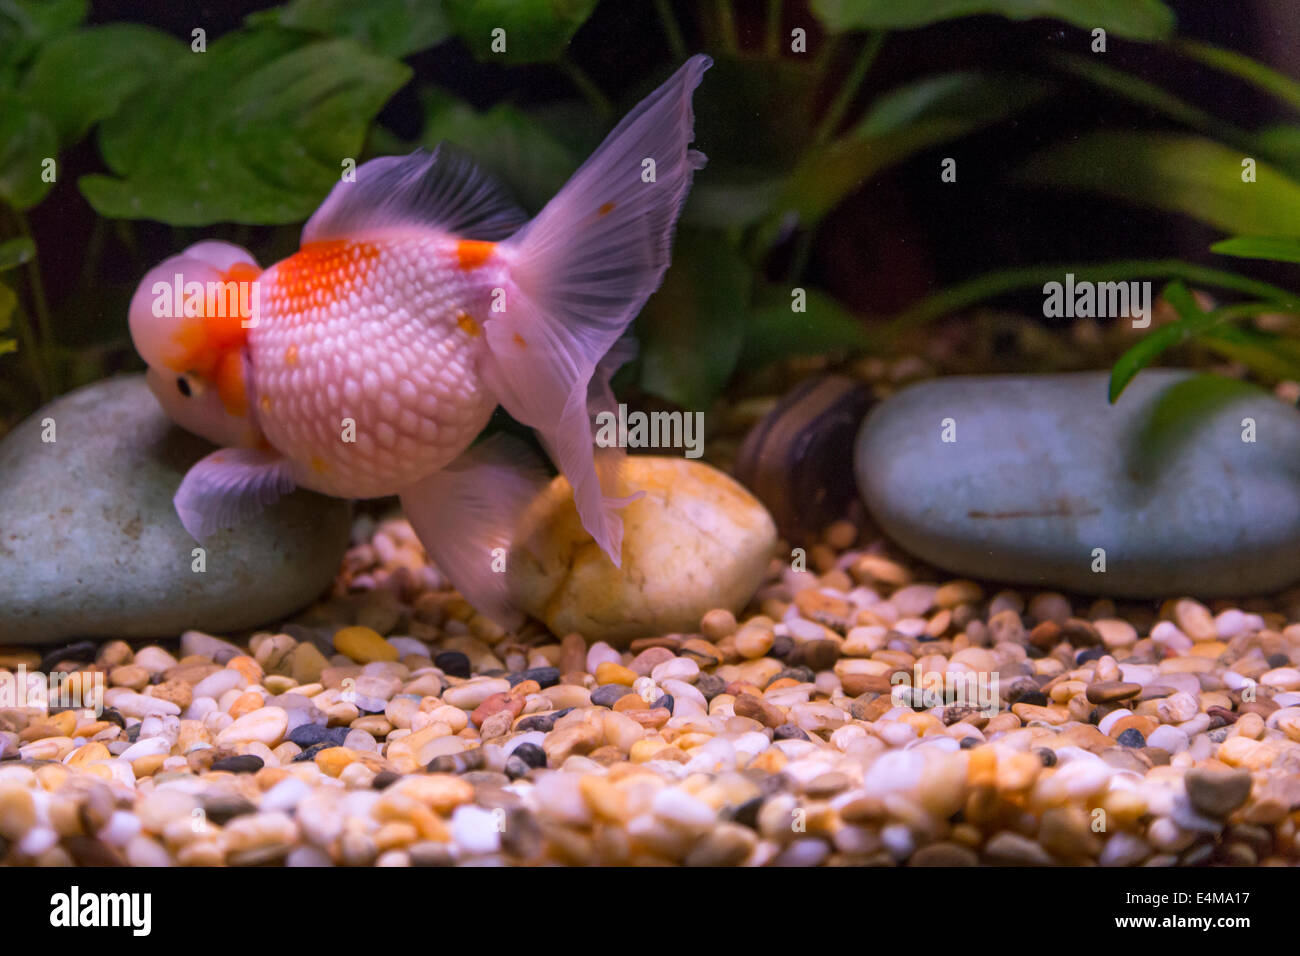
128;55;711;625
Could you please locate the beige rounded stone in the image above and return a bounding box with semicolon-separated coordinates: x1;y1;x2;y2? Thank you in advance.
510;457;776;648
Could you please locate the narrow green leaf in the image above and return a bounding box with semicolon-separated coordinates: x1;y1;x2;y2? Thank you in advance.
1199;325;1300;382
637;231;749;410
1019;132;1300;238
1176;39;1300;114
1107;281;1203;403
773;72;1050;234
0;91;57;209
20;24;185;147
0;279;17;357
1210;235;1300;264
443;0;599;63
246;0;451;58
811;0;1174;41
80;30;411;225
0;236;35;271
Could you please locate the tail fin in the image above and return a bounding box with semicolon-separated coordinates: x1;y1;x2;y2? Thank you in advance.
482;54;710;564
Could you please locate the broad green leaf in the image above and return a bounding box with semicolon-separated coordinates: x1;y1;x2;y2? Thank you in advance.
1211;235;1300;264
21;24;185;147
772;72;1050;233
80;30;411;225
247;0;451;58
0;0;86;85
742;288;876;368
811;0;1174;41
637;231;749;410
419;88;579;211
0;236;34;270
0;91;57;209
1018;132;1300;238
443;0;599;63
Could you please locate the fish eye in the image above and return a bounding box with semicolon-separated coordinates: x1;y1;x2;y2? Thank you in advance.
176;375;192;398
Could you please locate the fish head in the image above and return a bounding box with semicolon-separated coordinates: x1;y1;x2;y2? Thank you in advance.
129;241;264;448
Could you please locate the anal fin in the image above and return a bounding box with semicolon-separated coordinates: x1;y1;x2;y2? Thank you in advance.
398;433;549;628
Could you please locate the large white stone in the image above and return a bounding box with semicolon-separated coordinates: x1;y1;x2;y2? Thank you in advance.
855;370;1300;597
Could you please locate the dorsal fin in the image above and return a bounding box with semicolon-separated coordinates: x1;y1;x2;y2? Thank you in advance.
302;146;529;243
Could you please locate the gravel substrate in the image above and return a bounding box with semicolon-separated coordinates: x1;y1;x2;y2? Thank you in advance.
3;509;1300;867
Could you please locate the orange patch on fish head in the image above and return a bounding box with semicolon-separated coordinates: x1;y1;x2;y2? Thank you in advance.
214;350;248;417
456;239;496;270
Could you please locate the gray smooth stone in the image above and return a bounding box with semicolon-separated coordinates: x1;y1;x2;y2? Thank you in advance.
0;375;351;643
855;370;1300;597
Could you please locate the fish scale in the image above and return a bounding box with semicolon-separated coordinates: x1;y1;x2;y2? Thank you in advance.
250;234;500;498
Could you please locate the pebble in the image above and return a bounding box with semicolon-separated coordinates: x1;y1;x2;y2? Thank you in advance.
0;376;350;643
510;457;777;646
333;626;399;663
1184;768;1253;818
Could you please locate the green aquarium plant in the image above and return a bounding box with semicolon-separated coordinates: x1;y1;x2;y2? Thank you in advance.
2;0;1298;432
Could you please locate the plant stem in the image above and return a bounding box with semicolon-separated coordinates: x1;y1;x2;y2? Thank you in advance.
883;259;1300;339
11;211;55;400
558;55;613;120
765;0;782;57
654;0;687;61
715;0;738;54
813;31;885;145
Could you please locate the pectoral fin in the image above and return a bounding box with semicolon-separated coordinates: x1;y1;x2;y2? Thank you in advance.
174;447;297;540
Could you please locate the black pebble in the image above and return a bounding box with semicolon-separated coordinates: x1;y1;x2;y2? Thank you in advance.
504;756;531;780
289;724;349;748
508;666;560;689
516;708;571;733
434;651;471;679
1267;653;1291;669
1035;747;1057;767
770;634;795;660
201;795;257;824
40;641;99;672
731;796;763;830
1117;728;1146;748
511;742;547;769
211;754;264;774
100;708;126;730
651;694;674;714
292;742;339;762
1015;690;1049;708
372;770;400;790
772;666;815;685
1075;647;1107;664
591;684;634;708
773;723;809;741
695;673;726;702
126;723;141;743
959;737;980;750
